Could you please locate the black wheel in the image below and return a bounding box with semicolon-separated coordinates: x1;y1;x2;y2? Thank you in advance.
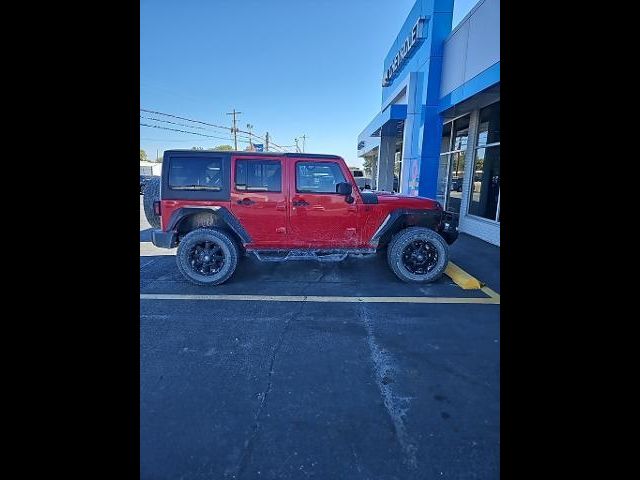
387;227;448;283
176;228;239;286
143;177;161;229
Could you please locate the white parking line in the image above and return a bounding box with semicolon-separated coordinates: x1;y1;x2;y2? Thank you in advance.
140;258;158;269
139;293;500;304
140;242;176;257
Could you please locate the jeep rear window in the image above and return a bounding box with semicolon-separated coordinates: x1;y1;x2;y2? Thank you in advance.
235;160;281;192
296;162;346;193
168;157;223;191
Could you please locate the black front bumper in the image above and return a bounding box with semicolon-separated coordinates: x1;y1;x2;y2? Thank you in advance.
439;211;459;245
151;229;178;248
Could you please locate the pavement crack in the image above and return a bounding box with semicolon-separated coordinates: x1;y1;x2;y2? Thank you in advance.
360;304;418;470
231;301;306;479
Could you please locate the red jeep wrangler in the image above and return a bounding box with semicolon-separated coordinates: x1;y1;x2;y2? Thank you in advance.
150;150;458;286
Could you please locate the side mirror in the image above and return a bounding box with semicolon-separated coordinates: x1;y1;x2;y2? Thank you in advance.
336;182;352;195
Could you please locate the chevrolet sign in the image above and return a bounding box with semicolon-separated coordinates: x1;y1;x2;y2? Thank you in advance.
382;17;426;87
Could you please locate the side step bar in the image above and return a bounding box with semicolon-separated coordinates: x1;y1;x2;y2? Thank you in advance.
251;248;376;263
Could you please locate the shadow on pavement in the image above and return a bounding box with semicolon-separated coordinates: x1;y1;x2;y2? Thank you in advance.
139;252;489;299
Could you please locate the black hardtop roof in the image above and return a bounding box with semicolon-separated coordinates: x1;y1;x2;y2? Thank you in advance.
164;150;343;160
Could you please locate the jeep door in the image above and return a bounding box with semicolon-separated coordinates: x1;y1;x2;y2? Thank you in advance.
230;157;289;247
287;159;361;247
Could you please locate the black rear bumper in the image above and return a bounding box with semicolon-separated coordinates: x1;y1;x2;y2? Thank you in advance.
151;229;178;248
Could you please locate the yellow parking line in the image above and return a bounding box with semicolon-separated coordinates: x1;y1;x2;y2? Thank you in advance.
139;293;500;304
445;262;483;290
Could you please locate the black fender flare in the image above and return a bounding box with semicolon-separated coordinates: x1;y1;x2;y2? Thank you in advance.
166;207;252;245
370;209;446;247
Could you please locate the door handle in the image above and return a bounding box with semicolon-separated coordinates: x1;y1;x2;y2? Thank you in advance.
292;199;309;207
311;205;325;211
237;198;256;205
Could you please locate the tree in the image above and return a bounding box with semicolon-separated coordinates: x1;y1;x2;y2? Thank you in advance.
363;155;377;177
211;145;233;151
140;149;148;162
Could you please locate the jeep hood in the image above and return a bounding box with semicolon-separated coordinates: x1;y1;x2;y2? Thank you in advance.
372;191;441;209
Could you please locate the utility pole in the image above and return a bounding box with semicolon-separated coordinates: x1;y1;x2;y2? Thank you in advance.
246;123;254;150
265;132;270;152
226;109;242;150
301;134;307;153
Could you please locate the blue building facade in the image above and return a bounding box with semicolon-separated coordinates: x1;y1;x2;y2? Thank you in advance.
358;0;500;245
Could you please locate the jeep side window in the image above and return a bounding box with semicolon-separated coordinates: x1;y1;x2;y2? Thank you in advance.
168;157;223;191
235;160;281;192
296;162;346;193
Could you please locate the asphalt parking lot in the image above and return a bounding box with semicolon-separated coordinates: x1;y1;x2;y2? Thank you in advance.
140;196;500;479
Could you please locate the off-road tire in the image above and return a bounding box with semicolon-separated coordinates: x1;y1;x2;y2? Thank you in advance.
143;177;161;229
387;227;449;283
176;228;239;286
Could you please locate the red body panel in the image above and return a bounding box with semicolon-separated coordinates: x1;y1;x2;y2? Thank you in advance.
229;155;290;247
286;158;363;248
161;155;441;249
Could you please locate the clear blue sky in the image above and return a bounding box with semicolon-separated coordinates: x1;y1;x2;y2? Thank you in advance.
140;0;479;167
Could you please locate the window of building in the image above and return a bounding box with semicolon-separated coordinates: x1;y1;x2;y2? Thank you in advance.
235;159;282;192
437;114;470;213
477;101;500;147
436;155;449;207
296;162;346;193
469;101;500;222
169;157;223;190
393;151;402;192
440;122;452;153
452;115;470;151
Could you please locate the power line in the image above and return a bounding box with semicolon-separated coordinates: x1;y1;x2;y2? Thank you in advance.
140;123;246;143
266;136;288;151
141;112;267;145
140;108;274;141
235;133;285;152
141;107;274;145
139;124;283;151
141;137;216;142
235;132;286;152
140;115;209;131
140;107;294;152
141;108;231;131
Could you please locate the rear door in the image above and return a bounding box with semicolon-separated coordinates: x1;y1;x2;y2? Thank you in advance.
230;156;288;247
287;159;361;247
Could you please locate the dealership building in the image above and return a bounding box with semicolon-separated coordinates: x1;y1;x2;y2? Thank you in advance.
358;0;500;245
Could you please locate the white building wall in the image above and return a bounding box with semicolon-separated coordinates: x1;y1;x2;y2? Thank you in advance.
440;0;500;96
140;161;162;176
